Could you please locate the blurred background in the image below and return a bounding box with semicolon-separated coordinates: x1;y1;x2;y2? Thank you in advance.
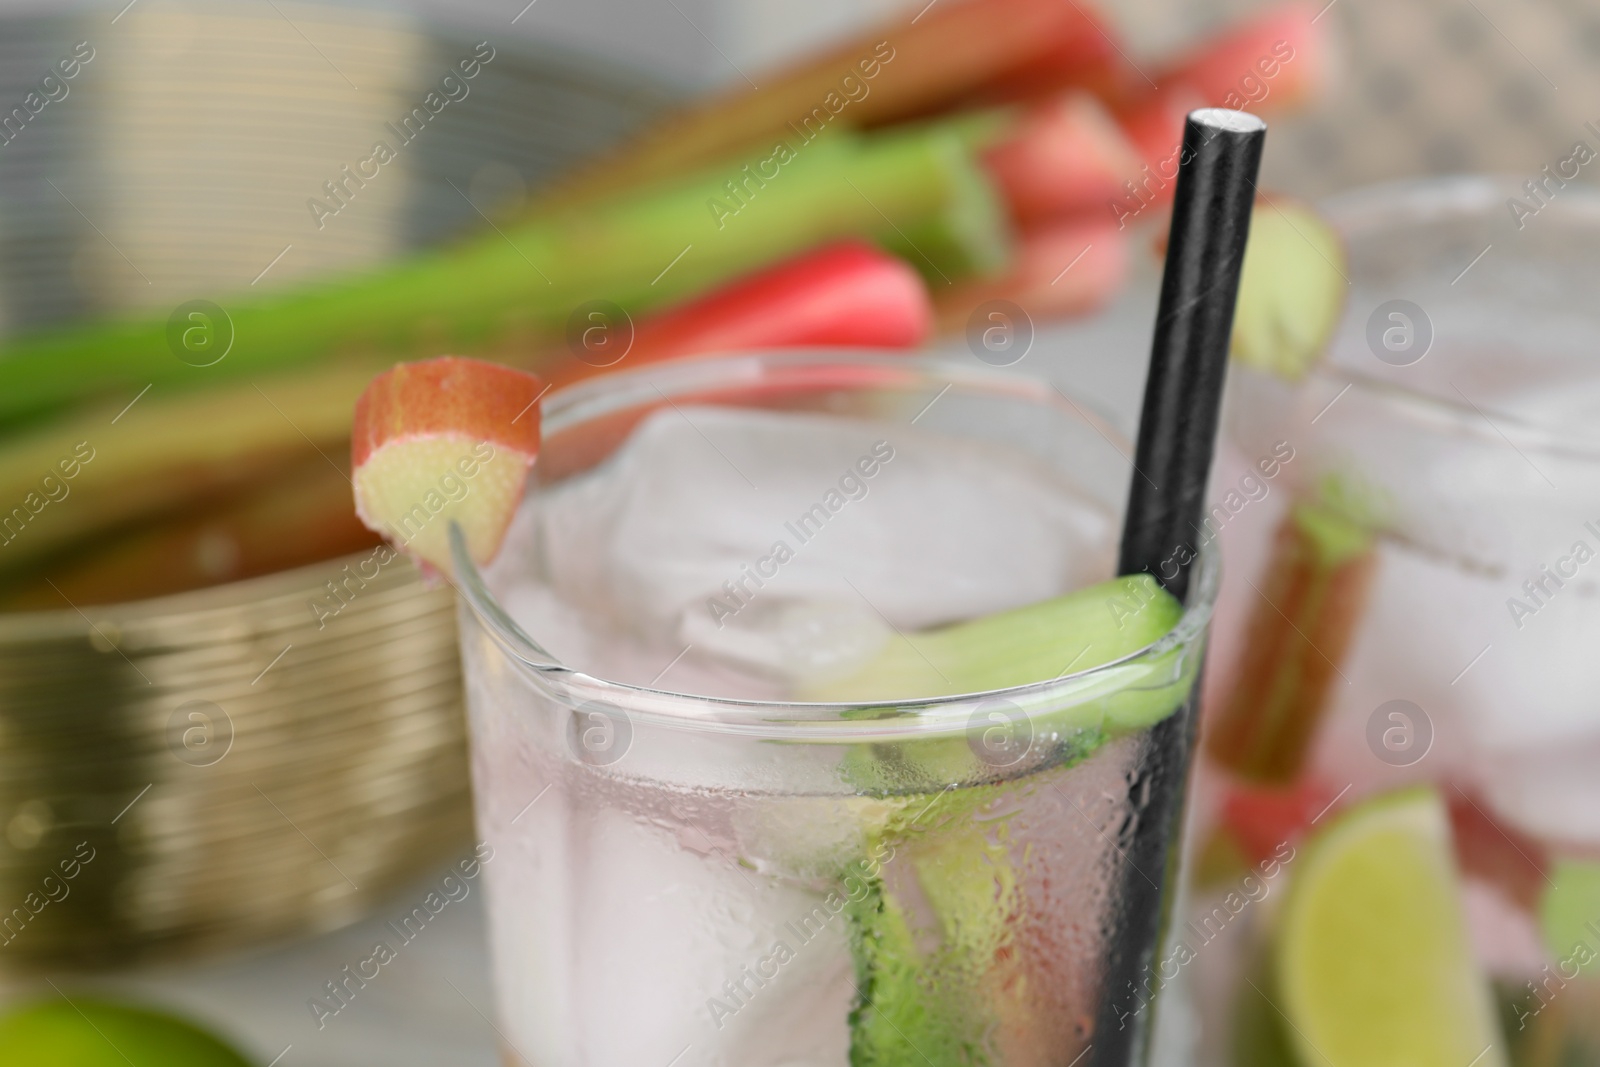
0;0;1594;1064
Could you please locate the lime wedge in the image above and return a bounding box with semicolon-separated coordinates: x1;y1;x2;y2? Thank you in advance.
1538;859;1600;976
0;999;253;1066
1274;787;1506;1067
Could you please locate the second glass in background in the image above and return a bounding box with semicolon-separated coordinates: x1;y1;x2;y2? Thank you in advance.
1187;176;1600;1065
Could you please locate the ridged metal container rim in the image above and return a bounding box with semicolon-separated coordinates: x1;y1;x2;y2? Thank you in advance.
0;547;405;639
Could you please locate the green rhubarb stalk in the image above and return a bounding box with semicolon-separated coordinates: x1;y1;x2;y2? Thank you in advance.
876;125;1012;284
0;237;938;589
0;121;1009;427
821;575;1191;1064
0;455;376;609
0;361;378;577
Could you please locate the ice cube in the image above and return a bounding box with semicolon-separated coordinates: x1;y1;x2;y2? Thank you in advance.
1476;740;1600;846
528;405;1114;659
677;598;889;686
550;800;852;1067
1296;528;1600;845
1460;877;1550;979
496;579;792;699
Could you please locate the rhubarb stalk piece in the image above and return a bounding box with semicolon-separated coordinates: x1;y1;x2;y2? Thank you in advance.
0;457;379;610
1110;4;1330;214
1448;790;1549;912
351;357;543;575
0;124;1003;426
1140;2;1328;116
980;93;1143;226
933;217;1127;332
547;241;931;389
1205;499;1377;783
535;0;1119;209
0;362;380;579
0;242;934;595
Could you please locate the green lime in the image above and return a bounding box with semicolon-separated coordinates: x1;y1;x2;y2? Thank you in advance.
0;998;253;1066
1538;859;1600;976
1274;787;1505;1067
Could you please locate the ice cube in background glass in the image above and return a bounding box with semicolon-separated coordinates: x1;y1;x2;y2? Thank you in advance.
1459;878;1550;978
1477;741;1600;847
522;406;1114;686
1259;340;1600;768
1302;521;1600;845
1489;356;1600;441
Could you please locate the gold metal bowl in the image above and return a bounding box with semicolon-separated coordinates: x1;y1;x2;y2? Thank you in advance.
0;1;669;965
0;554;462;966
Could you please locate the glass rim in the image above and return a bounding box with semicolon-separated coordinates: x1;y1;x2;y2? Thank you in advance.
1302;173;1600;462
451;349;1220;741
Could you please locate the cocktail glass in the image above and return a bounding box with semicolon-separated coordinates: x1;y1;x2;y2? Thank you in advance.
1187;175;1600;1063
450;351;1219;1067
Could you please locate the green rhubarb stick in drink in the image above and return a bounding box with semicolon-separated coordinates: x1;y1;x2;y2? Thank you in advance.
844;802;1021;1067
806;574;1186;706
813;575;1190;1065
832;112;1305;1064
0;121;1007;427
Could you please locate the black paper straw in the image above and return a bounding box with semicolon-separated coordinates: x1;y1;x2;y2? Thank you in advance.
1118;108;1266;602
1092;108;1264;1067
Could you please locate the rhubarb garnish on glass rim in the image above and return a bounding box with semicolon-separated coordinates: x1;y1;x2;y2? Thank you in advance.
351;356;543;576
